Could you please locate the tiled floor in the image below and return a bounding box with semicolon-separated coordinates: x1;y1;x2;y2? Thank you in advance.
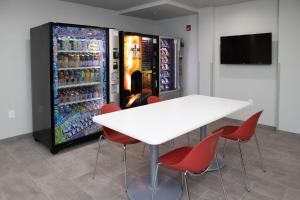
0;119;300;200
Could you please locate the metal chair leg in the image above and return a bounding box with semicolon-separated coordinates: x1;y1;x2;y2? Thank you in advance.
181;172;184;189
237;140;251;192
222;139;227;158
123;145;128;191
93;134;104;179
216;154;228;200
184;172;190;200
254;133;266;172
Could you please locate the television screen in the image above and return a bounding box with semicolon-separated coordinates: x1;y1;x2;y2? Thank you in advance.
220;33;272;65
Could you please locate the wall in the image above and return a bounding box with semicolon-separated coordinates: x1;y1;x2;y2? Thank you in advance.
198;0;278;126
157;14;199;96
278;0;300;133
0;0;158;140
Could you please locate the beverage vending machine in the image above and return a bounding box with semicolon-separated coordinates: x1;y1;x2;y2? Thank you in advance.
119;32;159;109
159;36;182;100
30;23;109;153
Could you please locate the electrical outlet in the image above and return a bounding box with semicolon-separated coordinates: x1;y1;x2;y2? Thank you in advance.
8;110;15;119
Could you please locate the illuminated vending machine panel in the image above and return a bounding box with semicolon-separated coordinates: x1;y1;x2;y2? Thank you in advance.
159;37;181;100
53;24;108;145
30;23;109;153
120;32;159;109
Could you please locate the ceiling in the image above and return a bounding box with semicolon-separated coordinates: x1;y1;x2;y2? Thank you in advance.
60;0;254;20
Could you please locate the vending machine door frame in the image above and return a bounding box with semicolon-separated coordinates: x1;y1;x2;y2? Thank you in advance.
159;36;181;101
119;31;159;109
50;22;110;153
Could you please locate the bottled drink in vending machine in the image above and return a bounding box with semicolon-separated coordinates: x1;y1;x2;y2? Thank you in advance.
75;54;80;68
90;69;94;82
94;69;100;81
80;70;85;83
85;69;91;82
93;54;99;66
68;54;74;68
62;54;69;68
80;54;85;67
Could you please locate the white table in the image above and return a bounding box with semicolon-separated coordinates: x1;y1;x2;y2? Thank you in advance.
93;95;251;200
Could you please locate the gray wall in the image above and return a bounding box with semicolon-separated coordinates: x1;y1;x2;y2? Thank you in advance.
278;0;300;133
198;0;278;127
157;14;199;96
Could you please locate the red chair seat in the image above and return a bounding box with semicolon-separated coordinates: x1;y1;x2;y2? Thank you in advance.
216;126;239;140
159;147;192;167
103;128;139;145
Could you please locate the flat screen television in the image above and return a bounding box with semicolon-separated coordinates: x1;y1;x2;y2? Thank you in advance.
220;33;272;65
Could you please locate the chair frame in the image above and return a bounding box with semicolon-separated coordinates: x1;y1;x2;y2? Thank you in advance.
93;135;129;191
152;154;227;200
222;132;266;192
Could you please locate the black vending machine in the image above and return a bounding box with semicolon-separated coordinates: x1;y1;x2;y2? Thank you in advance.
30;23;109;153
119;32;159;109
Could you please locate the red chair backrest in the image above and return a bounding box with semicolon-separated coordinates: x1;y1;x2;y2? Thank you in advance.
100;103;121;139
231;111;263;141
174;130;222;173
147;96;160;104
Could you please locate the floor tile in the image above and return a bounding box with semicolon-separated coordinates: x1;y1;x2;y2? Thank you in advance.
0;171;49;200
36;173;93;200
283;188;300;200
0;119;300;200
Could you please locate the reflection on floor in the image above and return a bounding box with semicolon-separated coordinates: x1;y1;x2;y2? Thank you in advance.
0;118;300;200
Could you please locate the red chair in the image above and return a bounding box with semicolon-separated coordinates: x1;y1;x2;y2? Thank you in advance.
147;95;160;104
153;130;227;200
93;103;140;191
214;111;265;192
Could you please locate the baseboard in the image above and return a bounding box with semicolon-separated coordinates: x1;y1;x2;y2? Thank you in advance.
223;117;276;131
0;132;32;143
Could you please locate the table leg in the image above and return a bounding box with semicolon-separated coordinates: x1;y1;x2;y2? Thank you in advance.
199;125;207;140
126;145;181;200
199;125;225;171
150;145;158;189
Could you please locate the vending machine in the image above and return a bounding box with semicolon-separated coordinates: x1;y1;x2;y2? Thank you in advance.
108;29;120;105
30;23;109;153
119;32;159;109
159;36;182;100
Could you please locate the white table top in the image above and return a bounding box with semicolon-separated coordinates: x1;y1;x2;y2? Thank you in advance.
93;95;251;145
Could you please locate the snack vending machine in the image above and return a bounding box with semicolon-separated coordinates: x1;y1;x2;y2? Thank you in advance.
108;29;120;104
159;36;181;100
31;23;109;153
119;32;159;109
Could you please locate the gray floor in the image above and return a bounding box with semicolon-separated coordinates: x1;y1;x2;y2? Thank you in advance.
0;119;300;200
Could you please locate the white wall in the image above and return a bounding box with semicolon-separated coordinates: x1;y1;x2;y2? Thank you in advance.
0;0;158;140
198;0;278;126
157;14;199;96
278;0;300;133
